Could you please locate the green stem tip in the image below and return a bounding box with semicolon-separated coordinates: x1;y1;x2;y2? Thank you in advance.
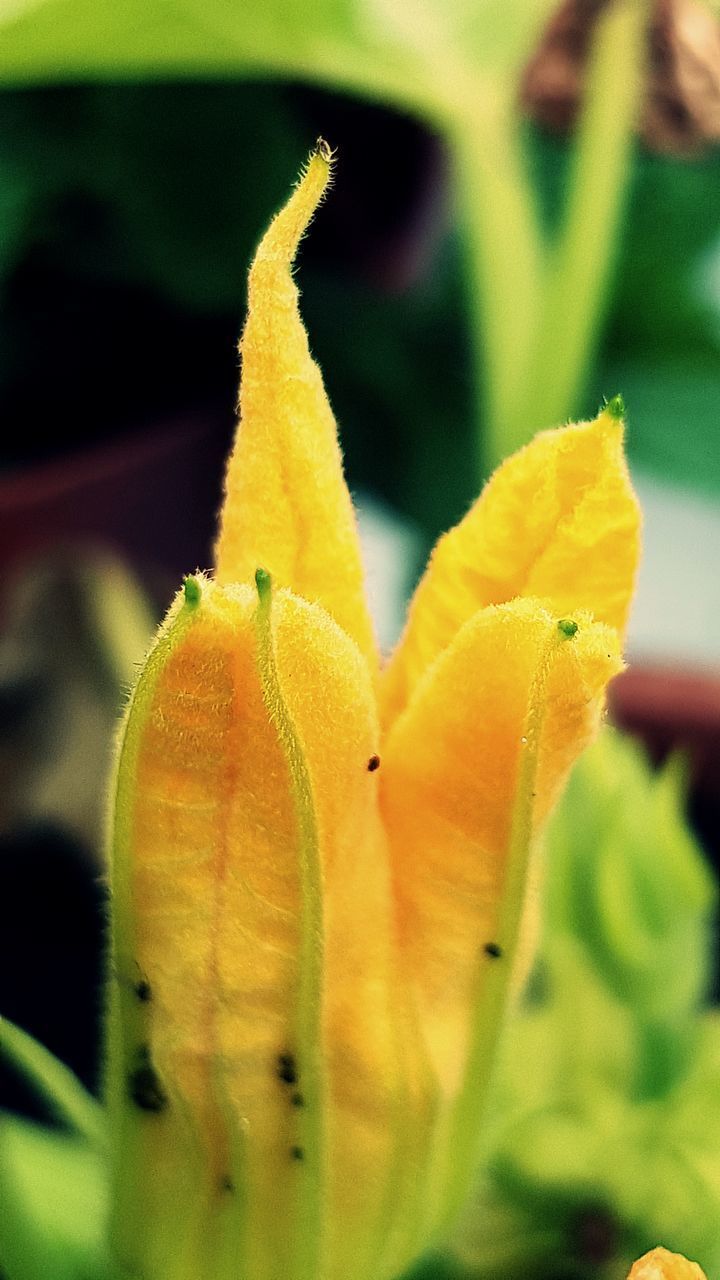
255;567;272;600
603;393;625;421
183;575;202;607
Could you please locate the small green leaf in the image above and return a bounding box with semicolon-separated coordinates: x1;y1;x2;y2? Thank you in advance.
0;0;559;109
0;1016;106;1150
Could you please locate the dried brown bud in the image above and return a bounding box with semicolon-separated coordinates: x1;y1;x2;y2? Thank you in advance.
522;0;720;155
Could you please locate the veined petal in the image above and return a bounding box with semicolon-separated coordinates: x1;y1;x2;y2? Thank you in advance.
107;578;304;1280
628;1249;708;1280
214;143;377;676
379;597;622;1095
262;580;435;1280
381;406;640;727
107;575;417;1280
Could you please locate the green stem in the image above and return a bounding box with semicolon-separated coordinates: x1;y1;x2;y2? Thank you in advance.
451;86;544;480
507;0;648;445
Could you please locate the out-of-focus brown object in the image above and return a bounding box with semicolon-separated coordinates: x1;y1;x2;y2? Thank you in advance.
0;414;230;584
611;663;720;798
0;549;155;858
522;0;720;153
611;663;720;873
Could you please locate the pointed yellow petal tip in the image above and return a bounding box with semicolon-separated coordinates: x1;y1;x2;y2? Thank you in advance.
381;400;641;727
314;135;335;165
255;136;334;267
214;142;378;674
628;1247;708;1280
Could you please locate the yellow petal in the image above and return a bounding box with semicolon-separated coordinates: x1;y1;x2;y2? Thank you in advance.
214;143;377;675
108;578;297;1279
256;575;432;1280
379;598;622;1093
381;407;640;727
107;574;418;1280
628;1248;708;1280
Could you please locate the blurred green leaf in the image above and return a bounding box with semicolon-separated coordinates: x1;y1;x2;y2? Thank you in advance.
595;353;720;499
0;1113;108;1280
592;148;720;498
532;130;720;498
451;729;720;1280
0;1017;105;1148
496;941;642;1114
0;0;558;118
543;729;715;1036
610;149;720;357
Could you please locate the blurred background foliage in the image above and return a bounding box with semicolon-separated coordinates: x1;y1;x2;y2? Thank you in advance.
1;1;720;1278
0;0;719;535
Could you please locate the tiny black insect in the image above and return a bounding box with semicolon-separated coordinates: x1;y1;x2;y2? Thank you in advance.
128;1064;167;1113
484;942;503;959
134;980;152;1002
220;1175;235;1193
367;754;381;772
277;1052;298;1085
290;1145;305;1161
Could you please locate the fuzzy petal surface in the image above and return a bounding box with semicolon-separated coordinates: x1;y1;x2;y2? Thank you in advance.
380;597;622;1090
214;145;377;675
107;577;410;1280
381;409;640;727
628;1249;708;1280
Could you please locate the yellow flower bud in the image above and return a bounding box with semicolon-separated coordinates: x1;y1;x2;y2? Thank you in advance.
628;1247;708;1280
105;144;641;1280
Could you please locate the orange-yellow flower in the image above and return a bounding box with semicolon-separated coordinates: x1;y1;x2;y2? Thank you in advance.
105;143;641;1280
628;1248;708;1280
